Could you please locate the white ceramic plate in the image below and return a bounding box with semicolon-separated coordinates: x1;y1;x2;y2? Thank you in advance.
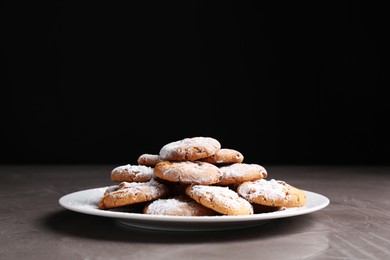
59;187;330;231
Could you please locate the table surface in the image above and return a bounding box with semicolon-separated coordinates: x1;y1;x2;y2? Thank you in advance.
0;164;389;260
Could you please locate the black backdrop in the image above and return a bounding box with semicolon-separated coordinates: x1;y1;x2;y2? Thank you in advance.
2;1;389;165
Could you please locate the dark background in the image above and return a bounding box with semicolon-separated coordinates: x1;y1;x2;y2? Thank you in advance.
2;1;389;166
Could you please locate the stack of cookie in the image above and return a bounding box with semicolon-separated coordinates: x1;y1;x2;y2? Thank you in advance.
97;136;307;216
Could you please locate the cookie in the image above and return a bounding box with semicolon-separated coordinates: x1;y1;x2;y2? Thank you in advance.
137;154;164;167
103;184;120;195
217;163;268;185
185;184;254;216
154;161;222;185
110;164;154;182
159;136;221;161
237;179;307;207
98;179;169;209
143;195;217;216
199;148;244;164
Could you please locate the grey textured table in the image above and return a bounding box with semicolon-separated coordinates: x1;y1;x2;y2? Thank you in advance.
1;165;389;260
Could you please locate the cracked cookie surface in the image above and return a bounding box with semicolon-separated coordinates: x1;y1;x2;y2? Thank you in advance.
154;161;222;185
159;136;221;161
185;184;254;216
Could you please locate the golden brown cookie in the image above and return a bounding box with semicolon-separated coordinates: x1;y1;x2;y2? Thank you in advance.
216;163;268;185
199;148;244;164
110;164;154;182
154;161;222;185
237;179;307;207
159;136;221;161
185;185;254;216
98;179;169;209
143;195;217;216
137;154;164;167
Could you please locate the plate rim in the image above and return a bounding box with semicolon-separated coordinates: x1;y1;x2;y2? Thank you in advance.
58;186;330;224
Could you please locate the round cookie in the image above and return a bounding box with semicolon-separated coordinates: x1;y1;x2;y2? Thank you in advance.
237;179;307;207
185;185;254;216
98;179;169;209
154;161;222;185
137;154;164;167
217;163;268;185
110;164;154;182
143;195;217;216
159;136;221;161
199;148;244;164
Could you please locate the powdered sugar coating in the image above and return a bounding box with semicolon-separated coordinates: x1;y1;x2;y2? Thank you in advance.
154;161;222;185
159;137;221;161
237;179;289;203
137;154;164;167
218;163;268;185
143;196;216;216
111;164;154;182
115;179;164;198
98;179;169;209
145;198;190;215
186;185;254;216
200;148;244;164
